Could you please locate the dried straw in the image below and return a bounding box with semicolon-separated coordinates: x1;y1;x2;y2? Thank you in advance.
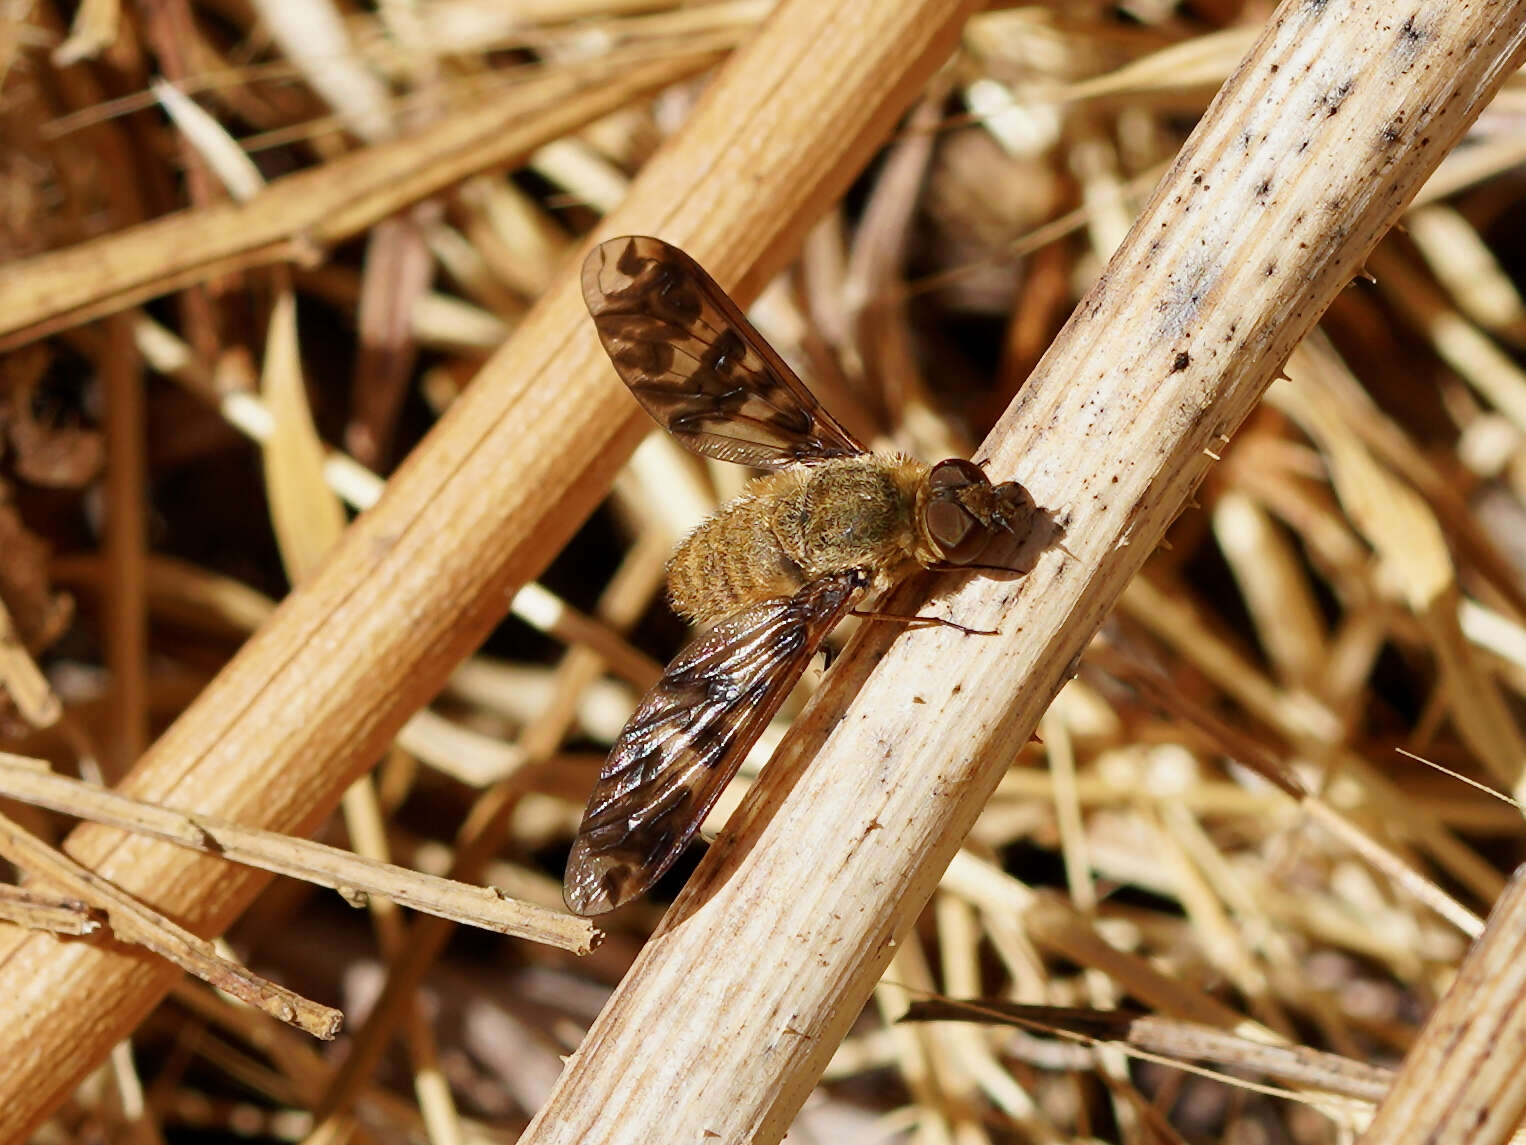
3;0;1526;1142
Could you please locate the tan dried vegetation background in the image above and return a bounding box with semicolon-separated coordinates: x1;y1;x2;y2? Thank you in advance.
2;1;1525;1143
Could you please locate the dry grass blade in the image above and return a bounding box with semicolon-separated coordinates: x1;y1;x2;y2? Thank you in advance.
261;287;348;584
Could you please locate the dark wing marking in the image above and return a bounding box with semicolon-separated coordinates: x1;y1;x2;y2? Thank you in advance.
564;569;867;915
581;235;867;469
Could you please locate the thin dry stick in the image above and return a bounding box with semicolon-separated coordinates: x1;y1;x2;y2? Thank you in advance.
900;1001;1395;1105
102;314;147;773
0;809;340;1038
1118;1016;1392;1106
0;0;985;1135
519;6;1526;1142
0;593;60;729
0;886;101;936
0;756;596;951
1357;863;1526;1145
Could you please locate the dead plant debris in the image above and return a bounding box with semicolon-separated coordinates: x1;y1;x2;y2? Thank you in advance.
2;2;1525;1143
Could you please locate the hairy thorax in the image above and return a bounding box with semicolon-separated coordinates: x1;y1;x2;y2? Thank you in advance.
666;454;934;627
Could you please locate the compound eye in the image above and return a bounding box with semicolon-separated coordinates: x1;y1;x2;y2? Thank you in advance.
926;499;987;563
927;458;987;493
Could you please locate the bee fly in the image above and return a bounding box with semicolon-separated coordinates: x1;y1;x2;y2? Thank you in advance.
564;235;1045;916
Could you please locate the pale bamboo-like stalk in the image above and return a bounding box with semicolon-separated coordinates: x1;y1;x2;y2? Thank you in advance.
520;4;1526;1142
1357;864;1526;1145
0;0;984;1137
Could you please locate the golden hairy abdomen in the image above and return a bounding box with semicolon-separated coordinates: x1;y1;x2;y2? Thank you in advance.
666;455;932;627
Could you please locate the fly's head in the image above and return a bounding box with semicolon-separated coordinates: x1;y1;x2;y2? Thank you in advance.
920;459;1039;571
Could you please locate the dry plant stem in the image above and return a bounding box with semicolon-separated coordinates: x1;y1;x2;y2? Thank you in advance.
1357;864;1526;1145
521;5;1526;1143
0;594;60;729
1119;1016;1393;1104
0;0;982;1135
0;809;339;1039
0;755;596;951
0;51;709;351
902;1002;1395;1104
0;887;100;936
103;315;148;772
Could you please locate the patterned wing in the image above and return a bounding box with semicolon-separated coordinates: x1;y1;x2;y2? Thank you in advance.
581;235;867;469
564;569;867;915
